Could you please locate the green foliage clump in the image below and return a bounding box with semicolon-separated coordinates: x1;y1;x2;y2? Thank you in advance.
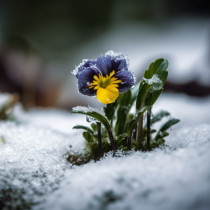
71;59;179;162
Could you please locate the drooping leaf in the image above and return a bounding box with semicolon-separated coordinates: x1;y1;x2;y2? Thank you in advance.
72;106;116;150
159;118;180;132
83;132;94;143
161;131;169;138
91;123;97;132
143;128;157;135
73;125;94;134
151;110;170;125
155;118;180;140
151;139;165;149
72;106;111;130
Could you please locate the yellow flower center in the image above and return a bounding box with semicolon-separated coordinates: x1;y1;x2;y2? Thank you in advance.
89;70;121;104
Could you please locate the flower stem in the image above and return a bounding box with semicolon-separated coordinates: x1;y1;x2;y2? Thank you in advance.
127;136;131;150
97;122;103;157
107;127;116;152
147;107;151;151
133;124;137;141
128;124;137;150
137;115;143;150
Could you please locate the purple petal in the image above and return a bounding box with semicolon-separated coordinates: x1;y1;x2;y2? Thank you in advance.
115;70;135;93
76;60;97;79
96;53;128;76
78;67;99;96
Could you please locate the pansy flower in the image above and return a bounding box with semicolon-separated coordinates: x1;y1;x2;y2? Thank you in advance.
74;51;135;104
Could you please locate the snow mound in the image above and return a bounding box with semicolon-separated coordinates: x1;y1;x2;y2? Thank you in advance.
0;122;75;209
37;124;210;210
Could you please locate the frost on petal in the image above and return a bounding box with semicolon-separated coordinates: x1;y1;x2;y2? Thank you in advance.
105;50;129;67
72;59;88;76
73;59;97;79
96;50;129;76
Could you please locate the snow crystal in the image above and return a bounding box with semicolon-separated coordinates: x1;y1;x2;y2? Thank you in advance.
72;59;90;76
143;74;162;90
104;50;130;67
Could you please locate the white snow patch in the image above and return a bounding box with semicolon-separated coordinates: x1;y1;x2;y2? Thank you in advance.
0;122;72;209
153;93;210;125
14;106;86;136
104;50;130;67
38;124;210;210
143;74;163;91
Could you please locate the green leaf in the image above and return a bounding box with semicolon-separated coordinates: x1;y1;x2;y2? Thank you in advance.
73;125;94;134
145;88;162;106
160;118;180;132
155;118;180;140
144;59;168;106
119;90;132;106
161;131;169;138
151;139;165;149
136;77;163;108
104;101;117;121
136;59;168;109
136;82;151;109
151;110;170;125
131;82;140;103
144;58;168;80
115;90;132;135
72;106;117;151
72;106;111;131
91;123;97;132
83;132;94;143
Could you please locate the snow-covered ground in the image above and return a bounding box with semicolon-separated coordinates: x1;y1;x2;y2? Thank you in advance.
0;93;210;210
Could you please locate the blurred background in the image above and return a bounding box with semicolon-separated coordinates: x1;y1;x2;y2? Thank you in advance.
0;0;209;109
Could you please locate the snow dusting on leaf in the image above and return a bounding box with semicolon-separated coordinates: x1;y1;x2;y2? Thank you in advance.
143;74;162;85
72;105;105;116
